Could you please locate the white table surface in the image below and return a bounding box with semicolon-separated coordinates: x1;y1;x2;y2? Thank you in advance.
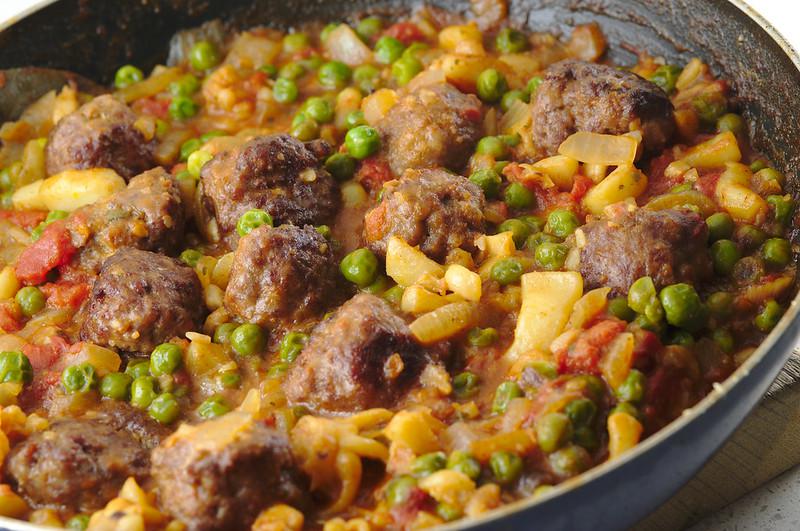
1;0;799;529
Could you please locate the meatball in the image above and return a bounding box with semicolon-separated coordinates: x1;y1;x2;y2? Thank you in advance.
45;94;154;179
364;168;486;261
225;224;338;327
6;415;152;511
80;248;204;353
283;293;430;413
200;134;339;242
376;82;484;176
531;60;675;156
574;208;712;295
151;412;306;531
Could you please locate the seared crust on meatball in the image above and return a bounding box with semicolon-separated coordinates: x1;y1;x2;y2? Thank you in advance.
283;293;430;413
574;208;712;295
376;82;483;176
80;248;204;353
364;168;486;260
224;224;339;327
200;134;339;242
151;413;306;531
531;60;675;156
45;94;154;179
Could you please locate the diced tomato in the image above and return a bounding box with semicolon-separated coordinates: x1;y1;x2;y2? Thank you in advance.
695;169;722;198
0;209;47;229
19;369;60;410
390;488;432;527
569;174;594;203
0;301;21;333
632;329;661;372
384;22;426;45
15;219;78;285
356;157;393;192
40;281;90;310
643;151;676;198
461;105;482;122
23;335;70;370
556;319;627;375
135;97;170;119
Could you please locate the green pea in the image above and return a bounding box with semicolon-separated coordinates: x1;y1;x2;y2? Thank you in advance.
616;369;646;403
535;242;568;271
219;370;241;388
148;392;180;424
383;285;404;305
755;299;783;332
180;249;203;268
635;313;665;335
198;395;230;419
608;297;636;322
492;381;523;414
303;96;334;123
411;451;447;477
628;276;658;314
548;444;590;478
732;256;766;288
130;376;157;408
495;27;528;54
659;283;706;332
467;327;499;347
711;239;741;276
402;42;428;60
325;153;357;182
65;515;90;531
375;35;405;64
344;109;367;130
453;371;479;398
755;167;785;186
528;360;558;380
501;89;529;112
573;426;599;451
526;232;559;249
436;502;462;522
447;450;481;480
187;149;213;178
489;451;523;484
735;224;768;252
504;182;534;209
0;191;12;209
190;41;220;70
355;16;383;40
649;64;682;94
283;32;309;53
476;69;508;103
706;212;734;242
469;168;502;199
273;78;299;104
15;286;45;317
490;257;524;285
340;248;379;287
320;23;340;42
0;167;13;192
668;329;695;347
353;65;381;94
716;113;744;135
534;412;573;453
546;209;579;238
114;65;144;89
0;351;32;384
706;291;734;318
319;60;352;89
280;331;308;363
761;238;791;268
290;118;320;141
236;208;273;237
278;61;305;80
692;93;727;126
100;372;132;400
498;219;531;248
611;401;640;419
150;343;183;376
169;96;198;120
564;398;597;427
30;223;45;241
477;136;509;159
62;363;98;394
169;74;200;97
385;476;417;507
391;56;422;86
712;328;735;353
345;125;381;159
268;363;288;378
519;215;544;233
230;323;268;356
259;64;278;78
213;322;237;344
527;76;543;95
125;361;150;379
669;183;693;194
750;160;768;172
767;195;794;225
179;138;201;161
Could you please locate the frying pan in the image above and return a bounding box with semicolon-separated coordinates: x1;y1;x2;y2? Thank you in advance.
0;1;799;529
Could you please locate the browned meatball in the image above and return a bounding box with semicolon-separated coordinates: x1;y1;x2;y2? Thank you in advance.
72;167;185;272
283;293;430;413
45;94;154;179
531;60;675;156
376;82;484;176
364;168;486;261
200;134;339;242
6;415;152;511
80;248;204;353
574;208;712;295
151;412;306;531
225;224;338;328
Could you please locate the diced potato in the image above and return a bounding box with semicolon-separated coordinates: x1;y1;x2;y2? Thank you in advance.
401;285;449;314
17;138;46;187
0;484;27;518
361;88;398;126
530;155;579;190
185;339;234;394
583;163;608;183
680;131;741;169
439;24;485;56
607;411;643;459
506;272;583;361
386;237;445;287
324;24;373;66
469;429;537;461
225;32;281;70
644;190;717;218
10;179;45;210
409;302;477;345
497;53;541;85
476;231;515;259
558;131;639;165
335;88;363;130
70;343;122;376
384;410;442;454
418;470;476;508
444;264;482;302
599;332;634;390
566;287;610;330
498;98;530;136
582;164;647;216
0;267;19;300
434;54;506;93
39;168;126;211
715;163;768;223
114;67;183;103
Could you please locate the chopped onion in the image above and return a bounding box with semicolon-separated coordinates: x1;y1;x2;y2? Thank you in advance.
324;25;373;67
499;98;530;135
557;131;639;165
409;302;477;344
